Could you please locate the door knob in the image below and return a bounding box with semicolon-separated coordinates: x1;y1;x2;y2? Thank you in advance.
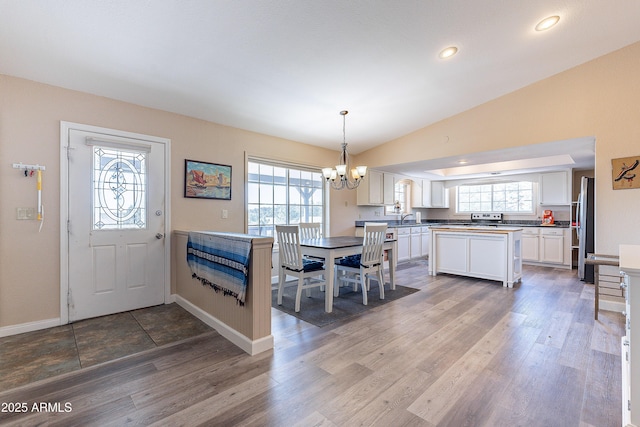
156;233;164;239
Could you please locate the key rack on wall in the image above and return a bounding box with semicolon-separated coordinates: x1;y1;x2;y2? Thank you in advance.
12;162;46;229
12;162;46;173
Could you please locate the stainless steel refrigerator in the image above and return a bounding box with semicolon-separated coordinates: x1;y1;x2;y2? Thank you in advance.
577;176;595;282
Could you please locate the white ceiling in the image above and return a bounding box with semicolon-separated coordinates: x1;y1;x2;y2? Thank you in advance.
382;136;595;180
1;1;638;173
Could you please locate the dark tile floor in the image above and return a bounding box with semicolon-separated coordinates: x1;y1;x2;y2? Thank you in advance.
0;303;212;391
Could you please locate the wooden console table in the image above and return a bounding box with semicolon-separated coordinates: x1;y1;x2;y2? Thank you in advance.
585;253;620;320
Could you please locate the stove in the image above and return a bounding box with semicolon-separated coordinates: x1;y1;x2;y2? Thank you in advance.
470;213;503;226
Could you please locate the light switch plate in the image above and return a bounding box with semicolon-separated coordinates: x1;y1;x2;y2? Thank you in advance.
16;207;36;220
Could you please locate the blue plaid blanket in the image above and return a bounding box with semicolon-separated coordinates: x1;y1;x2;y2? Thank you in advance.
187;231;253;305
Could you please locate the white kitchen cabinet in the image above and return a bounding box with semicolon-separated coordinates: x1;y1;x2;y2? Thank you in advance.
398;226;429;261
418;180;450;208
383;173;396;205
356;169;384;205
434;233;468;274
420;180;431;207
363;225;426;262
397;227;411;262
521;227;571;268
429;227;522;287
540;228;564;264
431;181;450;208
356;170;398;206
539;171;571;205
468;235;507;281
410;227;421;259
522;228;540;261
620;245;640;426
411;180;423;207
420;226;430;257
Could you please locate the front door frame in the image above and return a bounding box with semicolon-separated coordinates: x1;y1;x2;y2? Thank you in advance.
59;121;172;324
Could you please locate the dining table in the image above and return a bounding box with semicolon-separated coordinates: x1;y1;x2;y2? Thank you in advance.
300;236;397;313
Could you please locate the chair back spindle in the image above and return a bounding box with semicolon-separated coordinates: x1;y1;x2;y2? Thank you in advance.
299;222;322;240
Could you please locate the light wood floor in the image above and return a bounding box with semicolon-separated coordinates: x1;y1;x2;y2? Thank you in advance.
0;263;624;426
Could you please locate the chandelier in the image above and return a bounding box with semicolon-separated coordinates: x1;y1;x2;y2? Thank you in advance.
322;110;367;190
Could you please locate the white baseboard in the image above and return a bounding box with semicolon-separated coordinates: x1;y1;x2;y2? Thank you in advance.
522;261;572;270
173;294;273;356
0;318;61;338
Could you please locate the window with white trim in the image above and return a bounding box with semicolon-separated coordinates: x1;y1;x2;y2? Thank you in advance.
457;181;533;213
247;159;324;238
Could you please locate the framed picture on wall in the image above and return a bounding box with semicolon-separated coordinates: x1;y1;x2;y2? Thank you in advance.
612;155;640;190
184;159;232;200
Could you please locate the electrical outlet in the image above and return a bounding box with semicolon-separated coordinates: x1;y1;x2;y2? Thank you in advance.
16;207;36;220
221;209;228;219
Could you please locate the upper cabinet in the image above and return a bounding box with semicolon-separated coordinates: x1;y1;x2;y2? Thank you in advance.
383;172;395;205
357;169;384;205
414;180;449;208
359;170;570;208
539;171;571;205
430;181;450;208
356;170;397;206
412;180;424;207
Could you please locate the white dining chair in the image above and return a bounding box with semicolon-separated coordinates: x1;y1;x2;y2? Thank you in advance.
276;225;326;312
334;222;387;305
298;222;326;289
299;222;322;239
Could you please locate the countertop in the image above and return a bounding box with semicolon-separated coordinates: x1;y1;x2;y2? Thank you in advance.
620;244;640;272
428;225;523;234
355;220;570;228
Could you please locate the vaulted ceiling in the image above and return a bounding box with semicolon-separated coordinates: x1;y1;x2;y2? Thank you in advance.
1;1;639;164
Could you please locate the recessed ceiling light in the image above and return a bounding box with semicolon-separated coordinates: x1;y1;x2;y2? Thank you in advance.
439;46;458;59
458;160;468;165
535;15;560;31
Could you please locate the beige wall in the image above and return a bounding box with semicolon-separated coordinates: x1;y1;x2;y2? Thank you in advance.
0;75;358;328
358;42;640;254
2;41;640;329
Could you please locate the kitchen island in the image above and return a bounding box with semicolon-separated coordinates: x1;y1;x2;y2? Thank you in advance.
428;226;523;288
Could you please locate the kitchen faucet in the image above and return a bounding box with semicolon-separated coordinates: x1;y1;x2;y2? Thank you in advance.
401;213;413;224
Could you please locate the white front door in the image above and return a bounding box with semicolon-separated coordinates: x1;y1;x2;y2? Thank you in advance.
63;124;168;322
